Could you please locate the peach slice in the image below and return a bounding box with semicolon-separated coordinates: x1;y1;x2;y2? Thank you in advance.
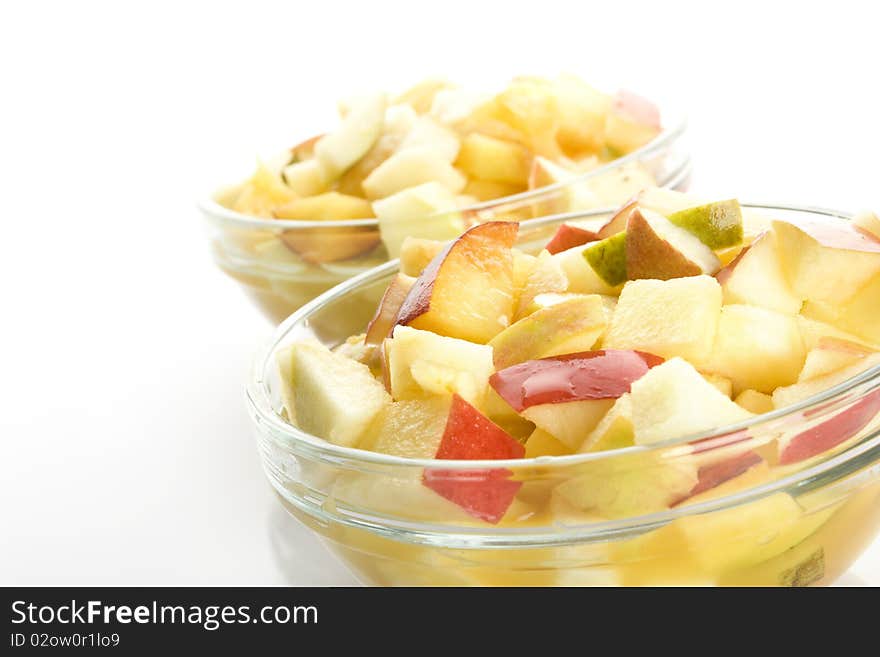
365;274;416;345
396;221;518;344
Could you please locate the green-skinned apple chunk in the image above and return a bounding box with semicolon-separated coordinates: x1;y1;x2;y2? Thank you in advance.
489;294;608;369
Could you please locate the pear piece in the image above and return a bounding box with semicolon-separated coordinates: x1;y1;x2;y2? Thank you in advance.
667;199;744;249
583;232;627;286
626;208;721;280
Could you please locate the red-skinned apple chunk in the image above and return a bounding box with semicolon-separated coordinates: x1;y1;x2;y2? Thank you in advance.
490;350;663;449
423;394;525;524
773;215;880;306
778;389;880;464
674;451;764;505
490;350;664;412
395;221;518;343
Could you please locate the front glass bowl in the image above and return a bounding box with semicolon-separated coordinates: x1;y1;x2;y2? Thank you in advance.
246;204;880;586
202;107;690;324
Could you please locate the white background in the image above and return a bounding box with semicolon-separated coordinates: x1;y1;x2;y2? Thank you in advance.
1;0;878;585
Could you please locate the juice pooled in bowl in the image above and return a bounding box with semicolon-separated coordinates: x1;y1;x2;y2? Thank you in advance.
271;190;880;585
206;74;679;323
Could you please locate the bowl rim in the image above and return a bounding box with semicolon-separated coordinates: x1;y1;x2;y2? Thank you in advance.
198;112;688;231
246;201;880;471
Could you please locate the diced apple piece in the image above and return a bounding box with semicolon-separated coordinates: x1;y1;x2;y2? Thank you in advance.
362;148;466;200
423;394;525;524
491;77;565;159
490;295;608;370
335;105;418;196
314;92;386;178
517;291;612;319
803;273;880;345
365;274;416;345
288;342;390;446
455;133;532;185
585;163;657;208
231;162;298;217
797;315;880;352
490;349;663;413
523;400;614;450
524;428;574;458
628;358;753;445
290;134;322;162
398;116;461;162
625;208;721;280
667;199;744;249
669;492;819;573
773;216;880;306
276;342;299;422
798;337;875;382
553;75;611;155
396;221;518;344
514;250;568;319
554;451;698;518
372;182;465;258
386;325;494;407
583;232;628;286
358;397;450;458
552;245;621;295
603;276;723;367
735;389;775;415
772;354;880;408
778;388;880;464
716;231;802;314
275;191;374;220
604;90;661;154
679;451;765;502
528;156;598;214
429;87;494;126
281;159;329;197
578;394;635;453
394;78;453;114
511;250;538;288
275;192;381;263
399;237;446;277
705;304;806;394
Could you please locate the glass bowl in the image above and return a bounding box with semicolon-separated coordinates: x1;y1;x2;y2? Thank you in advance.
246;203;880;586
201;105;690;324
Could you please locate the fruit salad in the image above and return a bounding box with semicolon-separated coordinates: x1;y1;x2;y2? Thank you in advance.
272;190;880;585
207;75;675;323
